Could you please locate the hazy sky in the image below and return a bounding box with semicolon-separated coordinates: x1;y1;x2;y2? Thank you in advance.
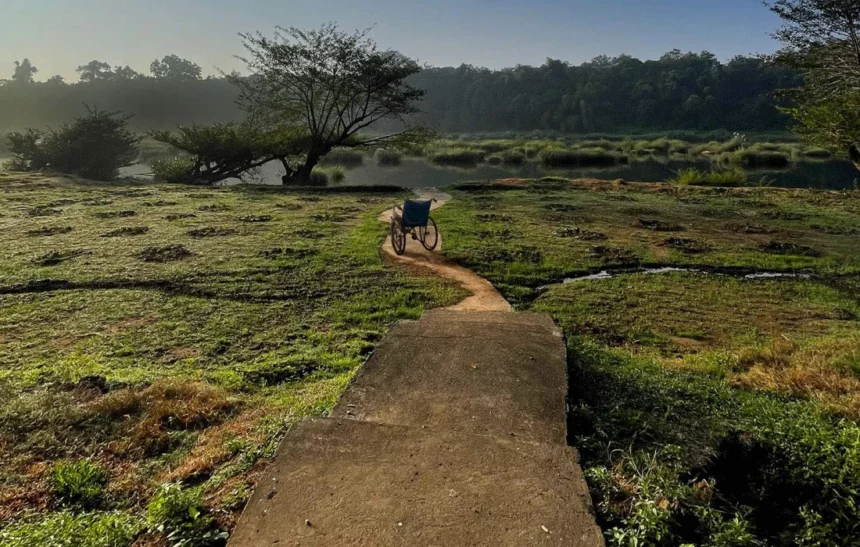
3;0;783;81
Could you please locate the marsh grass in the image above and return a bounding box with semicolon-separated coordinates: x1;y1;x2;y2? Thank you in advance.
428;147;485;167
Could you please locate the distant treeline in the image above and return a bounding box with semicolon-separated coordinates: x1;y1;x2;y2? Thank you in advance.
0;50;799;134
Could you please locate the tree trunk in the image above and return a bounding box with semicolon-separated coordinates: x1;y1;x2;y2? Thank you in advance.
281;152;323;185
850;144;860;172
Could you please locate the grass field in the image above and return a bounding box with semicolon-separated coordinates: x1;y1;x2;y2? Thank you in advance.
435;179;860;546
0;172;463;545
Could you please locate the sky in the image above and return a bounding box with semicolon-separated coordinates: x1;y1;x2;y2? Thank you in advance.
2;0;784;81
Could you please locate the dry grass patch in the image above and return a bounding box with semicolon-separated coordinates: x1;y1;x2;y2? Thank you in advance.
731;335;860;418
92;380;237;456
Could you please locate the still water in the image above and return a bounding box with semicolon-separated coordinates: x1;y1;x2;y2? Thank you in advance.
229;157;860;190
7;155;859;190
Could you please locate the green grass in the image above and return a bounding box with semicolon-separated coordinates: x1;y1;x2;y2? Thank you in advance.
436;179;860;545
671;167;747;187
0;172;464;544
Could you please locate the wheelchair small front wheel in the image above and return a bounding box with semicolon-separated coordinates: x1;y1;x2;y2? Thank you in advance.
391;220;407;255
419;218;439;251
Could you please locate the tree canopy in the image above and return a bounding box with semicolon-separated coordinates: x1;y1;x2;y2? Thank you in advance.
1;50;800;135
225;24;428;183
11;59;37;85
150;55;203;81
768;0;860;155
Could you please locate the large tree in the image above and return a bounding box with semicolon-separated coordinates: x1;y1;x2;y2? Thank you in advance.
229;24;427;184
767;0;860;159
150;55;203;81
77;60;114;83
12;59;37;84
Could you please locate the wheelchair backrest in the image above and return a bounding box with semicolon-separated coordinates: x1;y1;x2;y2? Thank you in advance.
402;199;432;227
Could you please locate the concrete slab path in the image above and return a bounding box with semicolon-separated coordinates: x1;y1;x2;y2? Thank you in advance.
230;311;603;546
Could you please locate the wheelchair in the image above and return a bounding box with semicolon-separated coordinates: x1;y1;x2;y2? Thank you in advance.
390;199;439;255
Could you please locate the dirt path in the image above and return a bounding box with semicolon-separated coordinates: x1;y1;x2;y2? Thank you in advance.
377;189;511;312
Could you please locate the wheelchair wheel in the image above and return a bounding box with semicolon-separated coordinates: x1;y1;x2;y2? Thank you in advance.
391;219;406;255
419;218;439;251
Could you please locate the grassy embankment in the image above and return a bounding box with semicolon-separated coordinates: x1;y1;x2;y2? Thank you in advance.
0;172;463;545
435;179;860;546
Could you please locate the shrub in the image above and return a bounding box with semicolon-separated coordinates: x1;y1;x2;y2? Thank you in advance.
4;107;140;181
50;459;108;508
307;166;345;185
321;148;364;167
0;511;143;547
374;148;402;166
540;147;621;167
152;156;197;183
326;166;346;183
146;484;227;545
308;167;329;186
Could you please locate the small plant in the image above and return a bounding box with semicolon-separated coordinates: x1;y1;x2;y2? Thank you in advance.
308;167;329;185
152;156;196;183
146;484;227;546
50;459;107;507
671;167;746;187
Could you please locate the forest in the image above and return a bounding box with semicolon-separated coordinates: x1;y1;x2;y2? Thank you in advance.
0;51;799;134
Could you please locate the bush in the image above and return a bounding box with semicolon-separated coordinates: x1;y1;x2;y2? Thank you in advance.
0;511;143;547
307;166;346;185
146;484;227;545
4;107;140;181
152;156;196;183
374;148;402;166
50;459;108;508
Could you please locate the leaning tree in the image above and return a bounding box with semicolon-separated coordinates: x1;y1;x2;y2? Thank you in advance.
229;24;428;184
768;0;860;164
